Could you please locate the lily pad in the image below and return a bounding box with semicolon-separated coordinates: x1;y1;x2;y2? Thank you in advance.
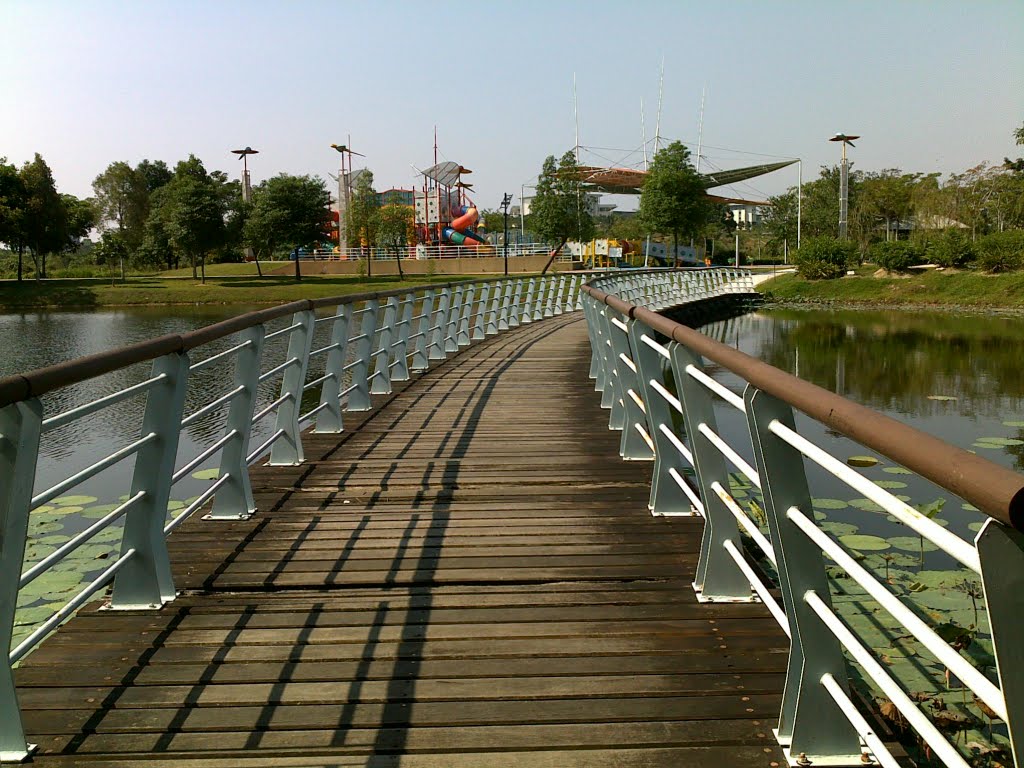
53;495;98;506
927;395;958;401
1001;421;1024;428
882;467;914;475
81;504;122;519
889;536;938;553
971;442;1002;450
840;534;891;552
847;455;880;468
14;606;55;626
813;498;849;510
192;468;220;481
850;498;885;512
874;480;907;489
962;503;979;512
30;521;64;534
968;521;985;533
974;437;1024;447
821;522;858;537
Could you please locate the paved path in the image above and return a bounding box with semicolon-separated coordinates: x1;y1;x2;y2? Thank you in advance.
15;314;788;767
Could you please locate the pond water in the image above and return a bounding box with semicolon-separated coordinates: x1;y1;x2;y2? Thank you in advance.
3;303;1019;757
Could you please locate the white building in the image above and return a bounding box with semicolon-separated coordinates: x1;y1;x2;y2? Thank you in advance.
728;203;762;229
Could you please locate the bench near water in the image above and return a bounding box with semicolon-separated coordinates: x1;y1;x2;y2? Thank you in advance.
13;313;790;767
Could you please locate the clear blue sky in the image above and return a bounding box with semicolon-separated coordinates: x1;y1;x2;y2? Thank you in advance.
2;0;1021;211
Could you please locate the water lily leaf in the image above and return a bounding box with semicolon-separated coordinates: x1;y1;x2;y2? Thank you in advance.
850;498;884;512
975;437;1024;447
813;498;849;510
821;522;858;537
1002;421;1024;428
927;395;958;401
192;468;220;481
848;455;880;467
53;495;98;506
882;467;914;475
30;521;64;534
36;534;71;545
840;534;891;552
889;536;938;553
962;503;979;512
968;521;984;533
166;500;185;511
874;480;907;489
14;606;54;626
81;504;122;519
971;442;1002;450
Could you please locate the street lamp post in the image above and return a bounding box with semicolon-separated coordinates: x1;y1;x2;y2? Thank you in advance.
231;146;260;275
330;142;365;263
829;133;859;240
500;193;513;276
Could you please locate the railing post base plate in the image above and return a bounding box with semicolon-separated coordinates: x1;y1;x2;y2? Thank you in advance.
775;733;873;768
692;581;760;604
1;743;38;763
203;511;253;521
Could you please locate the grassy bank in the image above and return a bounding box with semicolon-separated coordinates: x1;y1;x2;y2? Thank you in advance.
0;274;470;311
759;268;1024;310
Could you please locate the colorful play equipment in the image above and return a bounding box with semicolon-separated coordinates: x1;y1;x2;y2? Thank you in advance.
414;159;493;253
443;204;486;246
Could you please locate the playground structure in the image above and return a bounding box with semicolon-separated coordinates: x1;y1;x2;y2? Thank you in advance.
414;160;491;253
571;238;701;269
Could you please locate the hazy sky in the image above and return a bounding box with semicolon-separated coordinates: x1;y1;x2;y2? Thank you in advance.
2;1;1021;211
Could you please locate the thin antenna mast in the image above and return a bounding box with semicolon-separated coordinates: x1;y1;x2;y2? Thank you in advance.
654;57;665;153
641;98;648;171
695;85;706;174
573;72;580;163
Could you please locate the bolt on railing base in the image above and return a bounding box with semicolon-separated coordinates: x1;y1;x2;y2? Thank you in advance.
1;743;38;763
775;732;876;768
202;511;252;521
691;581;760;604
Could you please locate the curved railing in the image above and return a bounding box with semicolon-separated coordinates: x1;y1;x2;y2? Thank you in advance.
582;271;1023;768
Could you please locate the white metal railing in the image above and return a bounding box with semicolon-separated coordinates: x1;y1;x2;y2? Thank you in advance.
582;270;1023;768
0;270;609;762
297;243;566;262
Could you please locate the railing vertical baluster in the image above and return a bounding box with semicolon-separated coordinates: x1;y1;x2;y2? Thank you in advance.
444;285;463;352
269;309;315;465
628;323;693;515
533;277;546;321
544;275;557;317
508;279;523;327
553;274;567;316
975;521;1024;766
744;385;861;762
315;304;352;432
392;293;414;382
473;283;490;340
111;351;190;608
597;306;625;428
669;342;751;602
522;278;536;324
608;317;654;460
411;290;434;371
486;282;500;335
371;297;398;394
209;325;265;519
428;288;451;359
348;299;378;408
457;284;475;345
498;280;512;330
583;297;603;383
0;398;42;762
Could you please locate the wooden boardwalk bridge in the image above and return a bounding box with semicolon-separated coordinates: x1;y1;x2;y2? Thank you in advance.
13;313;789;767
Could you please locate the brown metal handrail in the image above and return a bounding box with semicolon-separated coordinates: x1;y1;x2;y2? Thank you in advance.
582;283;1024;530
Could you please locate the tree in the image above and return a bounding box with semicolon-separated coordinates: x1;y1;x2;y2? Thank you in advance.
61;193;96;251
638;141;714;265
1004;121;1024;173
762;190;798;258
160;156;227;282
376;195;414;278
856;170;920;243
20;153;67;280
92;161;150;253
135;159;173;193
244;173;330;282
530;151;594;272
347;170;379;277
0;158;27;280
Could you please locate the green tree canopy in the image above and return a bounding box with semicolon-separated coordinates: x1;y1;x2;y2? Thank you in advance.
244;173;330;281
347;170;379;249
530;151;594;270
376;195;414;278
0;158;27;279
92;161;150;250
20;153;67;279
761;190;798;256
157;155;228;281
638;141;714;262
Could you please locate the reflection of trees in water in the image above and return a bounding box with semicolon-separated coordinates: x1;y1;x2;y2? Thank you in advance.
733;309;1024;418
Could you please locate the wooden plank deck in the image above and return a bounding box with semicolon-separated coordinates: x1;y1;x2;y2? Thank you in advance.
14;314;789;767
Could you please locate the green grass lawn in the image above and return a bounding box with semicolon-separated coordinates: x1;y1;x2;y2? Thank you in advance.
0;274;479;310
759;268;1024;309
157;262;275;278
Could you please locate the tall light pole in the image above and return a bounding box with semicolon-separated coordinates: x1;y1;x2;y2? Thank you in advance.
231;146;259;273
500;193;513;276
330;142;365;255
829;133;859;239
